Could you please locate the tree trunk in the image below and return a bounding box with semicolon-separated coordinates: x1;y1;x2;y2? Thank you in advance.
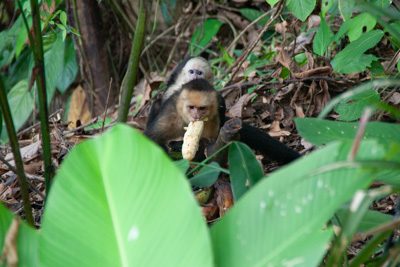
69;0;118;116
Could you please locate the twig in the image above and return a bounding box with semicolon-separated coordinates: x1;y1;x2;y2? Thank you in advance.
17;109;64;138
220;82;255;92
63;117;99;135
163;3;203;73
349;107;372;161
102;78;113;133
226;9;273;52
224;0;285;86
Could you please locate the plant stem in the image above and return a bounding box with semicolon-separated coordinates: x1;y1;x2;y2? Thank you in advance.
30;0;55;192
0;76;34;226
117;0;148;122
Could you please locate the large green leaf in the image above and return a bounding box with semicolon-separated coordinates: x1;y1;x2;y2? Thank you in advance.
321;0;337;17
295;118;400;147
338;0;355;21
348;13;377;42
211;141;376;267
190;162;220;187
42;31;65;103
313;16;331;56
370;0;391;8
3;49;32;91
295;118;400;185
56;37;78;94
0;205;39;266
331;30;383;73
332;205;393;233
15;16;30;59
39;124;212;267
190;19;223;55
228;142;264;201
286;0;316;21
334;89;380;121
6;79;33;131
332;20;350;43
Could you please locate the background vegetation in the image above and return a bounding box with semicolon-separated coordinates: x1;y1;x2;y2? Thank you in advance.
0;0;400;266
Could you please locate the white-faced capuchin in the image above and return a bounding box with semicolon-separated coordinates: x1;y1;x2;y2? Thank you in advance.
146;57;213;125
145;79;225;150
145;58;300;164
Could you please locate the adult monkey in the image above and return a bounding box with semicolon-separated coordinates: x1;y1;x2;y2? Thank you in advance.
145;57;300;164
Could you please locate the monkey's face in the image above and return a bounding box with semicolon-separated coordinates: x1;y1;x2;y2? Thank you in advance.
185;104;210;122
183;58;213;82
185;66;206;81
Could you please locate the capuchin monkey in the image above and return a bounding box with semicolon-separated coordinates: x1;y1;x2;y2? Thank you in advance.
146;58;300;164
145;79;224;150
147;57;213;126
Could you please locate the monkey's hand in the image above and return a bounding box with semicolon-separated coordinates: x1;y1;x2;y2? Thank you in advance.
182;121;204;161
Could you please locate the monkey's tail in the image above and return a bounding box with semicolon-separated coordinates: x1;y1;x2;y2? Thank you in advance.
239;122;300;164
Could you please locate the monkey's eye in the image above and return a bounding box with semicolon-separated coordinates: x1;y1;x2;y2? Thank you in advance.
188;105;195;109
189;70;194;74
197;71;203;75
199;106;206;111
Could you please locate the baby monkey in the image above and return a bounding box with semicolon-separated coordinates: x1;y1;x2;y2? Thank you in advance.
146;57;212;126
145;79;224;150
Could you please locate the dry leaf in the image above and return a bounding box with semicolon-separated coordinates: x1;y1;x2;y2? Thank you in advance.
216;181;234;216
0;218;20;267
67;85;91;129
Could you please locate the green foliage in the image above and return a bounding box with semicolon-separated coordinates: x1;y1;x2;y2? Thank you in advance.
348;13;377;42
332;205;393;233
313;15;331;56
339;0;355;21
174;159;190;174
228;142;264;201
42;32;66;103
84;117;113;130
56;36;78;93
286;0;316;21
2;49;31;91
318;80;400;119
321;0;337;17
334;89;380;121
0;205;39;266
190;19;223;56
1;80;33;140
331;30;383;74
15;16;32;59
266;0;279;8
239;8;269;27
212;140;380;267
368;60;386;76
331;20;350;43
370;0;392;8
160;0;178;25
190;162;221;187
295;118;400;147
1;20;78;141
